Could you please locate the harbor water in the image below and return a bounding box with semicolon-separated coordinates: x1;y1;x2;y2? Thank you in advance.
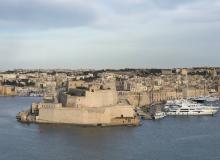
0;97;220;160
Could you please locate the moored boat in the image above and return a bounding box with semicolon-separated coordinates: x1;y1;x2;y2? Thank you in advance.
164;99;219;116
152;111;166;120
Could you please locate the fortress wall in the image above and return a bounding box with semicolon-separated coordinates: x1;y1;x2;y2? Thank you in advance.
124;92;151;107
36;105;136;125
37;107;112;125
109;105;135;118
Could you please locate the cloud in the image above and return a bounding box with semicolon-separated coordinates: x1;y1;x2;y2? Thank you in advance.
0;0;220;69
0;0;97;29
0;0;220;30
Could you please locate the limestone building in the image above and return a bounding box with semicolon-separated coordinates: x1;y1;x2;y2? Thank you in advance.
18;81;140;126
0;85;16;96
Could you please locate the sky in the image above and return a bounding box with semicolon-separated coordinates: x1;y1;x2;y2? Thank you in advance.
0;0;220;70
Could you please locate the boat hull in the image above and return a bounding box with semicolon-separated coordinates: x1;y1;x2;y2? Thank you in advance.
166;110;218;116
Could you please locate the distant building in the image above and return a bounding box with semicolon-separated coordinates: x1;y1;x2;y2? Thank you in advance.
0;85;16;96
181;69;188;76
67;80;85;90
161;69;172;75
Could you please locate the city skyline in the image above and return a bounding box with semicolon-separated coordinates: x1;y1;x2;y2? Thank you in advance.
0;0;220;69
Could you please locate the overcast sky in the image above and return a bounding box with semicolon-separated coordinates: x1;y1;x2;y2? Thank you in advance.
0;0;219;70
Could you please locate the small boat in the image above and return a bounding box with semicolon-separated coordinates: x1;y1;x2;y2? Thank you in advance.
135;107;149;120
151;111;166;120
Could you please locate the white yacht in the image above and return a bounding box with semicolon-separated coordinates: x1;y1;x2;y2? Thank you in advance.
164;99;219;116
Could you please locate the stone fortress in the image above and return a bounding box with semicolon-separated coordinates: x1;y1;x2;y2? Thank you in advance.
17;80;140;126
